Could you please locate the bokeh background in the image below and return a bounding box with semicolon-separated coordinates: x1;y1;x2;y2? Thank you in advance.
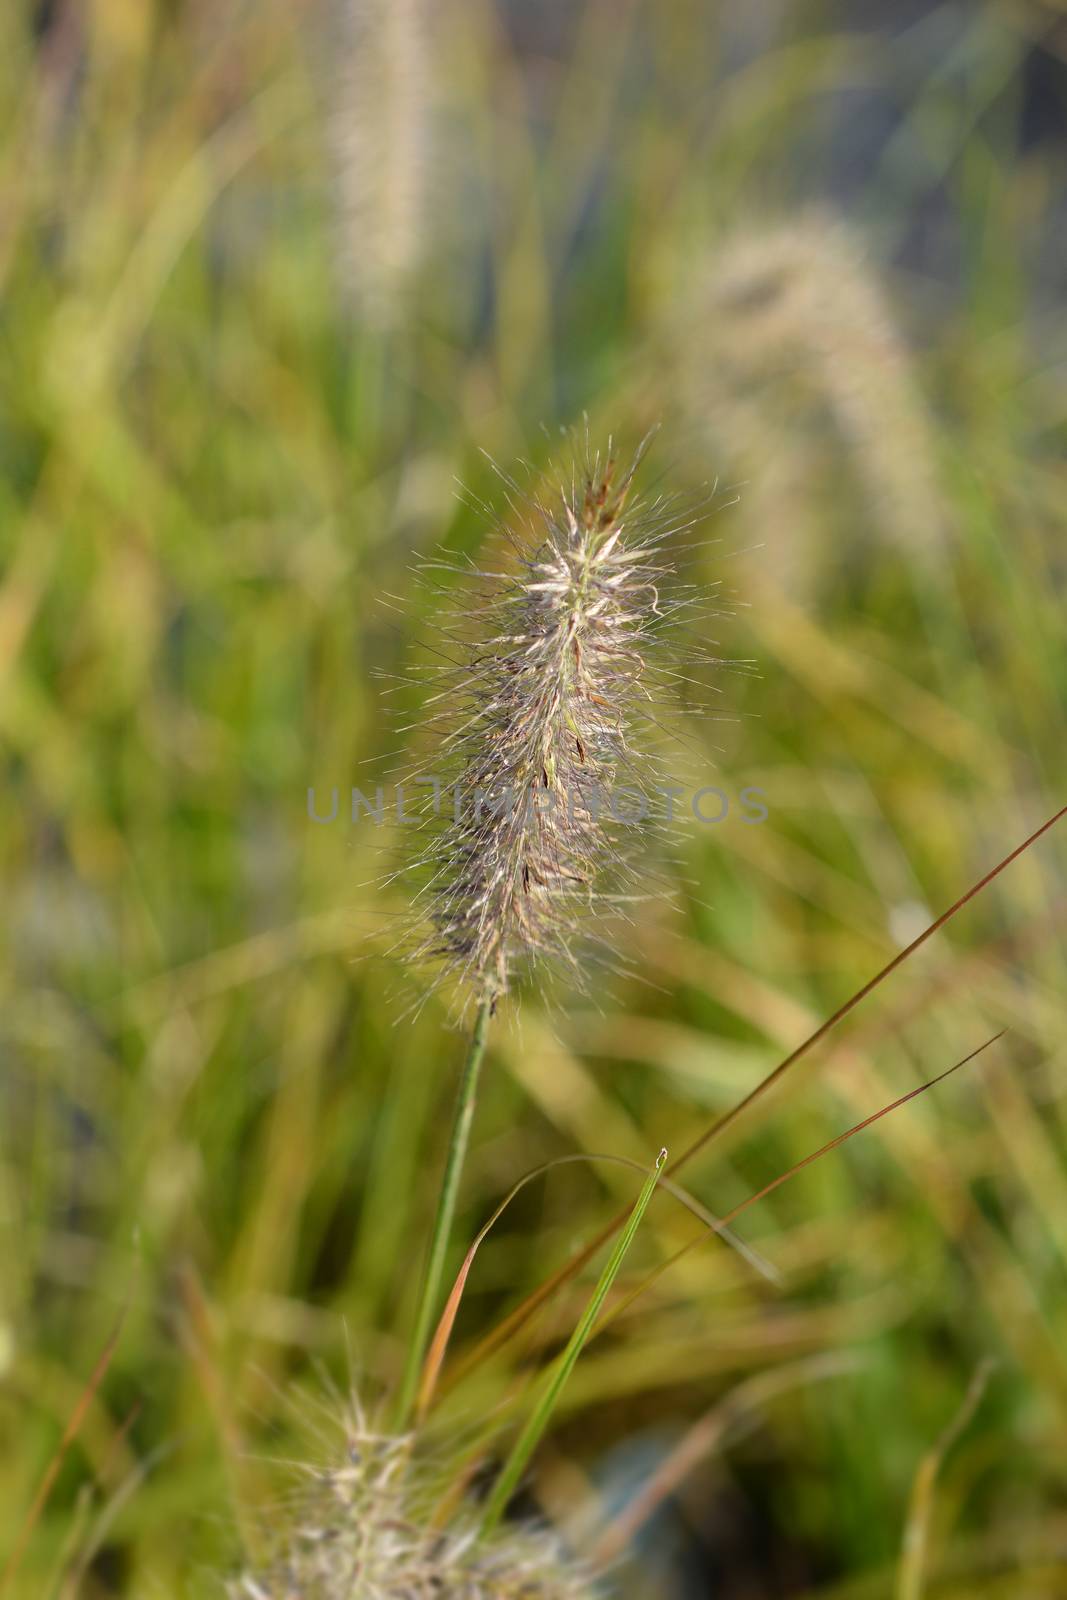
2;0;1067;1594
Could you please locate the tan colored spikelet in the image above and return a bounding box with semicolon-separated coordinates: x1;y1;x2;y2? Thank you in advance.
675;210;946;592
230;1414;598;1598
330;0;425;328
401;436;712;1003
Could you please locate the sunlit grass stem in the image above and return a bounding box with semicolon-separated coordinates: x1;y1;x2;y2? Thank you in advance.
396;996;493;1428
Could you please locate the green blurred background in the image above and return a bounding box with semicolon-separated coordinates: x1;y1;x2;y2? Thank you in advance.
1;0;1066;1594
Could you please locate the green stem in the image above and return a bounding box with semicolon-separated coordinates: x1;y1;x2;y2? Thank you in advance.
396;997;493;1429
479;1148;666;1539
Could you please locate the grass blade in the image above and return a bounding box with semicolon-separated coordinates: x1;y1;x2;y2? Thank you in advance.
417;1150;777;1423
478;1148;667;1538
396;995;493;1428
897;1359;997;1600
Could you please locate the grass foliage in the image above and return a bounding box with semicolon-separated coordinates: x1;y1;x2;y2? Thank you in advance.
1;1;1066;1595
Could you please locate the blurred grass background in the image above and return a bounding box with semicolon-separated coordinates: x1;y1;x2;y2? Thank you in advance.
1;0;1066;1594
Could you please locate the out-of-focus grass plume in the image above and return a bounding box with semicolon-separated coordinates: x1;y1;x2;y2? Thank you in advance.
672;211;946;596
1;1;1066;1596
328;0;426;329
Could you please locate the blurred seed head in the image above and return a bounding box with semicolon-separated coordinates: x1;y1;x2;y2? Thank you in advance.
329;0;426;329
400;437;713;1004
231;1415;596;1598
675;211;945;593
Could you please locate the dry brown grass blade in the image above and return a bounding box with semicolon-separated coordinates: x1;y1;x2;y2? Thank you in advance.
597;1031;1005;1334
443;799;1066;1391
0;1308;127;1594
715;1031;1002;1225
417;1231;486;1425
666;807;1065;1176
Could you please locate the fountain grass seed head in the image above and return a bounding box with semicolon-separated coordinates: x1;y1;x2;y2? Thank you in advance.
230;1416;597;1599
330;0;426;329
403;436;717;1004
672;210;945;593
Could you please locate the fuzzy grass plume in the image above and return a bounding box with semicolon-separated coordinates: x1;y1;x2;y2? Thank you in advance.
674;210;945;593
230;1412;595;1600
406;438;708;1003
330;0;425;328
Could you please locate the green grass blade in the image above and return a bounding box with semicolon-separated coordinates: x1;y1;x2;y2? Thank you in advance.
395;997;493;1430
478;1147;666;1539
